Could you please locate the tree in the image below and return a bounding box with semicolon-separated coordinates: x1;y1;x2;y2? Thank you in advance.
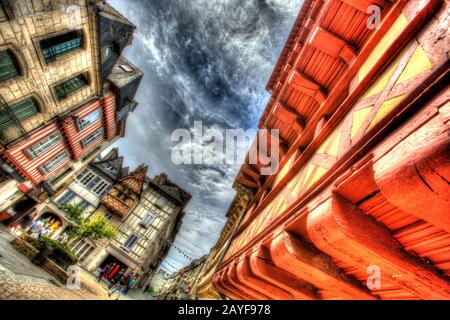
60;204;117;242
60;203;85;224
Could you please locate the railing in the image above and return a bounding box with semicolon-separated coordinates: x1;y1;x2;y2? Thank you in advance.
0;96;27;147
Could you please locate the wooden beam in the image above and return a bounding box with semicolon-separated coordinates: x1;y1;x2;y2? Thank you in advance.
341;0;387;12
307;196;450;299
272;101;299;124
270;230;375;299
242;165;260;182
373;117;450;233
213;273;246;300
249;247;320;300
309;27;357;64
287;69;327;104
238;175;258;189
226;265;268;299
236;258;293;300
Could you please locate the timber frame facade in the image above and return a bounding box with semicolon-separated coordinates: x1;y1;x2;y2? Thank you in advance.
214;0;450;300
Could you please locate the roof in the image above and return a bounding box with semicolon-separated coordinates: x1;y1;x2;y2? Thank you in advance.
107;56;143;89
95;1;135;27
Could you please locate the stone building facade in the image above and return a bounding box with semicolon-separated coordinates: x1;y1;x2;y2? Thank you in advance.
81;170;191;289
0;1;143;236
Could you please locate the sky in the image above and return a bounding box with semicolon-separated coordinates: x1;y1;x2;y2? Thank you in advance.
107;0;302;273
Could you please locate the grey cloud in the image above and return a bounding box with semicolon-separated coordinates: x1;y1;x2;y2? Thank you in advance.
107;0;301;272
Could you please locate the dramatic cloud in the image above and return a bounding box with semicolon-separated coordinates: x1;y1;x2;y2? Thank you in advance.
107;0;302;273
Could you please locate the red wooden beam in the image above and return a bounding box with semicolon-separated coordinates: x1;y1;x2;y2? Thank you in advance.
307;196;450;299
287;69;327;104
226;265;266;299
236;258;293;299
341;0;387;12
374;114;450;233
270;230;375;299
309;27;357;65
249;246;320;299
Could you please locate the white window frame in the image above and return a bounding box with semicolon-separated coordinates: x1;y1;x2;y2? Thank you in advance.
27;131;61;158
122;234;139;251
140;212;156;228
154;195;168;209
40;150;69;174
77;109;101;131
82;128;103;148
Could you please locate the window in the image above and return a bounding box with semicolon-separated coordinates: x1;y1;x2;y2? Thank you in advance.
155;196;168;209
93;180;109;197
0;49;19;81
40;31;83;63
123;234;139;251
118;104;131;121
140;212;156;228
54;74;87;100
77;169;110;196
77;109;101;130
0;98;39;130
78;199;90;210
40;150;69;174
119;64;133;73
58;190;76;205
104;212;113;220
101;44;115;61
27;132;61;158
82;128;103;148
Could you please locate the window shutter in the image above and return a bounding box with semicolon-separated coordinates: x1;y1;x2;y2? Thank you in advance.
0;50;18;81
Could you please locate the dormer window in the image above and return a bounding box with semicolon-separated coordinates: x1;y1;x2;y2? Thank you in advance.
119;64;133;73
77;109;101;130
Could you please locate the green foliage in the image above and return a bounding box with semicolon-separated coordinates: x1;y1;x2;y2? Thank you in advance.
26;236;79;269
60;205;117;242
60;203;85;224
147;286;157;296
74;215;117;241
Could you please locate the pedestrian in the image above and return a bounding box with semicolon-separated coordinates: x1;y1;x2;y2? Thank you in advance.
108;271;130;300
123;274;137;295
108;268;125;289
29;219;44;238
98;263;112;283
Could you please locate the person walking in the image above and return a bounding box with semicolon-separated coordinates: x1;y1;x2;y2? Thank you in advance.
108;271;131;300
123;274;137;296
98;263;112;283
108;268;125;289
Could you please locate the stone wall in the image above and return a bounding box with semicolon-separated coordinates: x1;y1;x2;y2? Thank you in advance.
11;237;69;283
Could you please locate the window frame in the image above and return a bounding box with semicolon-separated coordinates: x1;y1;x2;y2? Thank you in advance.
53;74;88;101
26;131;61;158
81;127;103;148
0;49;20;82
76;108;102;131
140;212;156;228
40;30;84;64
122;233;139;251
40;150;69;174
